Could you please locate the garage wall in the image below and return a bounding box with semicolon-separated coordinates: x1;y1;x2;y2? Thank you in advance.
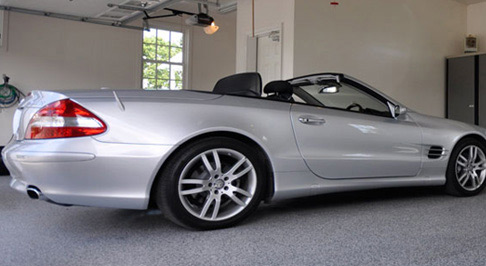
0;11;237;146
0;11;143;145
0;12;143;90
467;2;486;52
187;12;237;91
293;0;467;117
137;3;237;91
236;0;295;79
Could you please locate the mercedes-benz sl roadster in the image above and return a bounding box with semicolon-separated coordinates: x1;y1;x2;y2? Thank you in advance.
3;72;486;229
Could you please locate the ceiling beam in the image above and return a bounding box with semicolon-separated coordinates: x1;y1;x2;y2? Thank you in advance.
120;0;182;25
0;0;236;31
218;1;237;13
120;0;236;24
183;0;220;7
0;5;144;30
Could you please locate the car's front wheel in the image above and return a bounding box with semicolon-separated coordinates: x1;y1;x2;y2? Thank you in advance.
446;138;486;196
155;137;266;230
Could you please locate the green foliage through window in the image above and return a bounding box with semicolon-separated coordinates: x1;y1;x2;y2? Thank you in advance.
142;29;184;90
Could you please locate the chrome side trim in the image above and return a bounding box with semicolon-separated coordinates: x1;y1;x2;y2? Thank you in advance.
10;151;95;163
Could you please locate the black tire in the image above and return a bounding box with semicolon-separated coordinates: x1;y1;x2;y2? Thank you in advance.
155;137;266;230
0;147;10;176
445;138;486;197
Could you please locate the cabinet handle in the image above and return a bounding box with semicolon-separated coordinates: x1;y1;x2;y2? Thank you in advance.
469;104;475;108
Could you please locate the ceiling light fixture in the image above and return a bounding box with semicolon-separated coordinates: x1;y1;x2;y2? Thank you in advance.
141;8;194;31
204;22;219;35
185;12;214;26
186;4;219;35
134;3;220;35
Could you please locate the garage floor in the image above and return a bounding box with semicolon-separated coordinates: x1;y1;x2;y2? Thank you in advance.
1;175;486;266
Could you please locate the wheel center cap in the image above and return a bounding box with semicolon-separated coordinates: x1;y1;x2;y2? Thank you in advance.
214;179;225;189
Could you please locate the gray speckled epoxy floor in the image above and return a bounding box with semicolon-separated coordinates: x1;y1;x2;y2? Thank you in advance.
1;175;486;266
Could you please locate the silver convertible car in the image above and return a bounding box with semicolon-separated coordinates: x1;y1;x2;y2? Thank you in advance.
3;72;486;229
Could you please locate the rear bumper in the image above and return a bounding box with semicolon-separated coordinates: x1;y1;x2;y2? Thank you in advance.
2;137;173;209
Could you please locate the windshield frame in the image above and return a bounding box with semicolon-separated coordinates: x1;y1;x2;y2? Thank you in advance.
288;73;408;109
289;74;399;118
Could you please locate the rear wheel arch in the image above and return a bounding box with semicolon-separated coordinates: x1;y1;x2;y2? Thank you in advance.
148;131;275;208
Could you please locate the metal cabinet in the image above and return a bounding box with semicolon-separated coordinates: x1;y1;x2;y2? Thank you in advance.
479;56;486;126
447;53;486;126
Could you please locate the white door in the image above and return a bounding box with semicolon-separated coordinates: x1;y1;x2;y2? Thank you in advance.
256;31;282;86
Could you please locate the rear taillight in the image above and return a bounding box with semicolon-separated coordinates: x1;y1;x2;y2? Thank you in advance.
25;99;107;139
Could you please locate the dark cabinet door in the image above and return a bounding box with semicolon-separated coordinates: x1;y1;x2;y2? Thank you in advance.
448;56;475;124
479;55;486;127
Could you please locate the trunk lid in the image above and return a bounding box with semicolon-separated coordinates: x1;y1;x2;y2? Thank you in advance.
11;89;220;141
61;89;220;101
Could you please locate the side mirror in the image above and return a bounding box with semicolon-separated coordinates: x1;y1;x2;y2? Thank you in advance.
387;102;407;119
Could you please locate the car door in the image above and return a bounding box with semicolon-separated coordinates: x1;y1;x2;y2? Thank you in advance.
290;76;422;179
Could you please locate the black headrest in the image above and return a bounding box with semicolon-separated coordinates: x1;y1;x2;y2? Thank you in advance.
213;73;262;97
264;80;293;95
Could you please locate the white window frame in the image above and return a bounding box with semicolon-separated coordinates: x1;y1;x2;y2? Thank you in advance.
141;21;191;90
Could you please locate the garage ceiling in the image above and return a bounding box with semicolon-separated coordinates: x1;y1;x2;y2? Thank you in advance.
455;0;486;4
0;0;131;17
1;0;485;18
0;0;236;22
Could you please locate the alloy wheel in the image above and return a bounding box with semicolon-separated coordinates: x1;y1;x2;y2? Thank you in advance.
178;148;257;221
455;145;486;191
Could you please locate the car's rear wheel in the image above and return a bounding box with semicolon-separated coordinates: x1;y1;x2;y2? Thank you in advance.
445;138;486;196
155;137;266;230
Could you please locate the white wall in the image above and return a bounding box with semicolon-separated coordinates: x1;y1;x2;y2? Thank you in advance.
236;0;295;79
0;11;143;145
0;11;237;145
146;11;237;91
467;2;486;52
188;12;237;91
294;0;467;117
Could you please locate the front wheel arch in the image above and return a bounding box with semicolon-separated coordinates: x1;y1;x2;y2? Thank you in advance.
148;131;275;209
447;133;486;174
445;134;486;196
448;133;486;163
454;134;486;149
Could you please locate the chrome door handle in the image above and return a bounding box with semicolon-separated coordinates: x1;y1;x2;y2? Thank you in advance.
298;116;326;125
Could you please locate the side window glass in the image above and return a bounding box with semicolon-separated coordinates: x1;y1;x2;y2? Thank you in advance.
300;81;390;117
292;94;307;104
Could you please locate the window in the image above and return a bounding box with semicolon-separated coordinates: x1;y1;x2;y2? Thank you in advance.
296;81;391;117
142;28;185;90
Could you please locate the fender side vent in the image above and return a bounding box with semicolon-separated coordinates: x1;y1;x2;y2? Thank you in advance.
428;146;444;159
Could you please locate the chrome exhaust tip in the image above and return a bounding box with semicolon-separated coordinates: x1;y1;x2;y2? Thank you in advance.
25;186;71;206
26;186;44;200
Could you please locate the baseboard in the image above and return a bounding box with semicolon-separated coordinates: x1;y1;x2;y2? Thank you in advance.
0;146;9;175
